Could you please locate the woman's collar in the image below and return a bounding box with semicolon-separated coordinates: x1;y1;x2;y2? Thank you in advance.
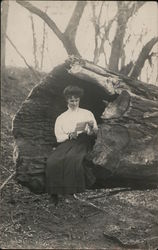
67;106;80;112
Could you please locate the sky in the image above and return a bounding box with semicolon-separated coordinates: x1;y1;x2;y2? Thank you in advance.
4;1;158;84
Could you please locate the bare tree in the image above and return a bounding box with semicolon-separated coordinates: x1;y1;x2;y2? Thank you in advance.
16;1;157;81
40;7;48;71
129;37;158;79
90;1;157;81
30;7;48;71
1;0;9;79
120;27;148;75
16;0;86;57
109;1;146;72
6;34;40;80
91;2;115;66
30;14;39;70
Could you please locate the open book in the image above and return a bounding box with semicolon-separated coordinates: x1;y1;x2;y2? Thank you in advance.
75;121;93;133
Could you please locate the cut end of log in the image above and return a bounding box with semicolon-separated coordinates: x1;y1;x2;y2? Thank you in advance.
101;90;130;119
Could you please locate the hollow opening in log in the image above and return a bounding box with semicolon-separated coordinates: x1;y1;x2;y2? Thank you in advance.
39;63;117;146
13;63;119;194
59;63;115;113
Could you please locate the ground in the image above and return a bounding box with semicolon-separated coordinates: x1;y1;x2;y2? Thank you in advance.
1;67;158;249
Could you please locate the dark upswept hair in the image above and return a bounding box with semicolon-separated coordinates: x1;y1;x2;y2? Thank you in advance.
63;85;84;99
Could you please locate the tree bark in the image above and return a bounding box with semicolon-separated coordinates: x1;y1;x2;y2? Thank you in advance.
16;0;86;57
12;57;158;194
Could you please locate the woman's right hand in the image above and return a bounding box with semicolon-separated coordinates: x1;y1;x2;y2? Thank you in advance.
69;131;78;140
87;120;94;128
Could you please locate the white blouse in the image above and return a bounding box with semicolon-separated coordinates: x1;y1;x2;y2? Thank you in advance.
54;107;98;143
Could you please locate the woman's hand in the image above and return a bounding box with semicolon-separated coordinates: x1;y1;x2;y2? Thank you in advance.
87;120;94;129
69;131;78;140
85;121;96;135
86;121;97;135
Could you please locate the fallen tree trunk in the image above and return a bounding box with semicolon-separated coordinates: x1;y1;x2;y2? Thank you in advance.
12;56;158;194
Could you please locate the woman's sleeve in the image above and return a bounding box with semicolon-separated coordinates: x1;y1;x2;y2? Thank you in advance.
90;112;98;130
54;116;69;143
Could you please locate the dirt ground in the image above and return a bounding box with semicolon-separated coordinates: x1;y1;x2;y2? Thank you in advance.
1;68;158;249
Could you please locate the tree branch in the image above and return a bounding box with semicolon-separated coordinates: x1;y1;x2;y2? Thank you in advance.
6;34;40;80
30;14;39;70
91;1;116;65
16;0;64;41
126;1;146;19
98;1;105;26
40;6;48;71
129;37;158;79
64;1;87;40
91;2;100;63
109;2;146;72
0;171;15;191
16;0;81;56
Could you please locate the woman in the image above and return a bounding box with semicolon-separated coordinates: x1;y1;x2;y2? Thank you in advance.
46;85;98;205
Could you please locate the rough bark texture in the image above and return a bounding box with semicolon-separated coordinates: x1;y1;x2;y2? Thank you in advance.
12;57;158;194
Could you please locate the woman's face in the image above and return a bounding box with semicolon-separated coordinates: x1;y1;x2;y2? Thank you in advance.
67;95;80;110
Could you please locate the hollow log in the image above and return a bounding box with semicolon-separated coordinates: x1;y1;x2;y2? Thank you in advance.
12;57;158;194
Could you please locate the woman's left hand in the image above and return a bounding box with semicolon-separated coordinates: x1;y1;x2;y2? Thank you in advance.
69;131;78;140
87;121;94;129
88;128;98;135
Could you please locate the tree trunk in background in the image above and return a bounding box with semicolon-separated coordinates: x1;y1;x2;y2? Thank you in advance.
109;20;126;72
12;57;158;194
108;2;127;72
109;2;146;73
30;14;39;70
16;1;157;81
40;7;48;71
1;0;9;80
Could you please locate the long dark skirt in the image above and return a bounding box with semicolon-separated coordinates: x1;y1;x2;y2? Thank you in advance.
45;133;96;195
